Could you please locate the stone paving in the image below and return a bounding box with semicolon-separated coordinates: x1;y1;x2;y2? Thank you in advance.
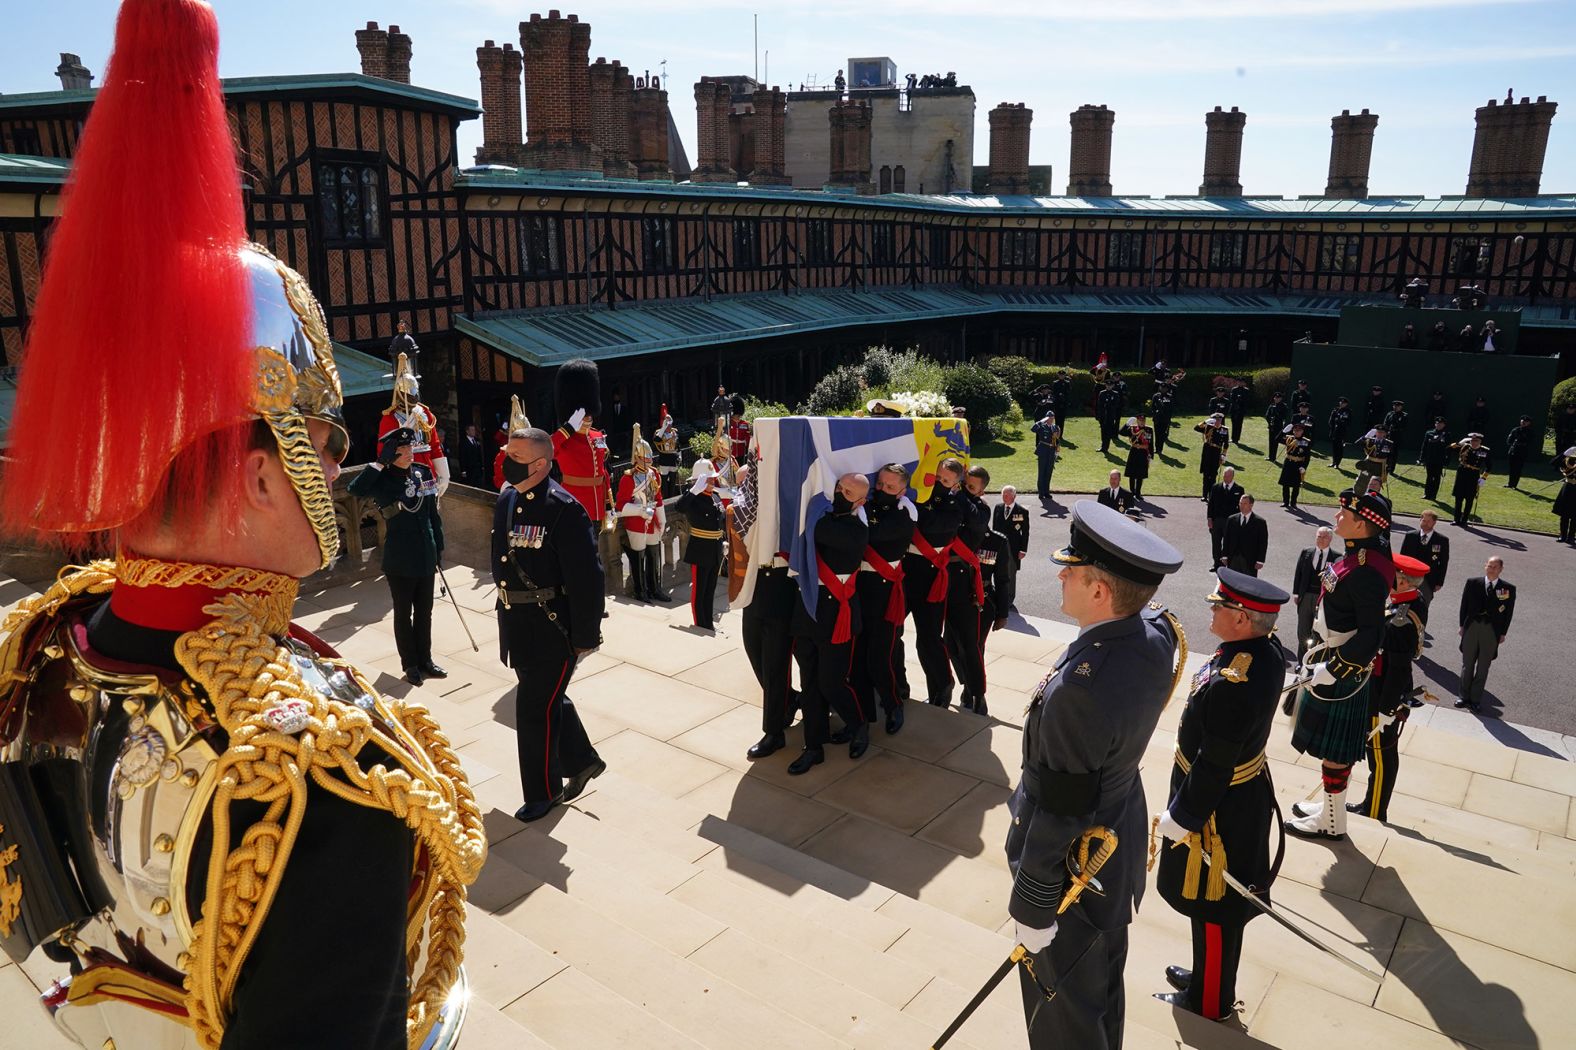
4;559;1574;1050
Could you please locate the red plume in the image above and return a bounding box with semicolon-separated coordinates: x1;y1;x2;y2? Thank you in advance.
1;0;251;547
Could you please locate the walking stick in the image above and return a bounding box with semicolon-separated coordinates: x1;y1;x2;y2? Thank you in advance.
436;561;480;652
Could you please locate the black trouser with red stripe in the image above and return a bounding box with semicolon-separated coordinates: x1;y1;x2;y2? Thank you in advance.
743;569;797;734
943;564;987;709
686;539;722;628
853;572;903;719
1186;917;1246;1021
903;555;952;705
502;604;600;806
794;633;864;749
1356;713;1402;821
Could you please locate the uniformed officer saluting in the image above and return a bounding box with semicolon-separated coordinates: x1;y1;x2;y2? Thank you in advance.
1153;568;1288;1023
350;425;447;685
494;426;608;822
1005;500;1184;1049
676;458;726;629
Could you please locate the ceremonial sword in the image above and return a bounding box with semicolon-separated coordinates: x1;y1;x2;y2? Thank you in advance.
435;562;480;652
1153;820;1384;983
928;931;1105;1049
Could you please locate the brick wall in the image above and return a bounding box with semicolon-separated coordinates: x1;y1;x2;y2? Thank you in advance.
631;78;672;180
385;25;412;84
519;10;599;171
1326;108;1378;199
1200;105;1246;197
987;102;1032;195
828;99;872;191
1067;104;1114;196
356;22;389;79
476;40;524;164
692;79;736;181
1468;96;1559;197
750;87;789;185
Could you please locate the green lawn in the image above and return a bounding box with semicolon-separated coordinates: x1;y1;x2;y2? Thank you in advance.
974;416;1568;534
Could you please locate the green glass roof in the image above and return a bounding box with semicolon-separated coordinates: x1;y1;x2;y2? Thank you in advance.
0;152;70;185
457;288;1576;369
0;73;478;117
457;167;1576;220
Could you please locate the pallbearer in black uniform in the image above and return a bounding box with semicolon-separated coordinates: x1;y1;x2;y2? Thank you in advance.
1196;413;1230;499
1287;480;1395;841
1450;432;1491;525
735;453;801;759
494;426;608;821
351;426;448;685
1328;396;1353;469
945;465;995;716
676;458;726;629
903;458;966;706
854;463;918;735
1349;554;1430;822
1279;421;1312;508
976;496;1017;690
1153;569;1288;1022
1005;501;1184;1050
1419;417;1452;500
787;474;872;774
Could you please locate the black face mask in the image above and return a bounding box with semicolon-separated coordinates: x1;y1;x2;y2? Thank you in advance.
832;490;859;515
869;489;899;512
502;457;535;485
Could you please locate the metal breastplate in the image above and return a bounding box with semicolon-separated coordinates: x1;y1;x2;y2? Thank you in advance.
11;622;468;1050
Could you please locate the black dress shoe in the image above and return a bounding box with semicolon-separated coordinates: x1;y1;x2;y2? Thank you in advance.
828;726;853;745
420;661;448;679
974;697;989;718
884;706;904;735
1153;990;1229;1021
1453;698;1471;709
560;758;607;804
787;748;825;776
747;733;786;760
1164;965;1191;992
514;800;555;823
403;667;425;686
848;724;870;760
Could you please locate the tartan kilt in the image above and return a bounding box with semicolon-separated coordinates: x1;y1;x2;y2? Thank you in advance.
1291;677;1371;765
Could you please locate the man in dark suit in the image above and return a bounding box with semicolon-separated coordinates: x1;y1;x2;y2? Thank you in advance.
1096;468;1136;516
1006;501;1183;1049
1220;494;1268;576
1456;556;1515;711
458;423;487;487
1399;510;1449;615
993;485;1031;565
1205;467;1245;567
1291;525;1334;660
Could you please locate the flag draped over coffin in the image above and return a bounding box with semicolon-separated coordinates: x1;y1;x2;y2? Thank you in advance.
741;416;970;616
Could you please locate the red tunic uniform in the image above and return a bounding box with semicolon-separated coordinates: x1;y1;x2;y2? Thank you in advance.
379;404;448;494
552;424;612;524
617;469;665;537
729;417;753;462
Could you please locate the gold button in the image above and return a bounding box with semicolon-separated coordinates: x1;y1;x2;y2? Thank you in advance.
150;897;172;917
154;834;175;853
180;770;200;788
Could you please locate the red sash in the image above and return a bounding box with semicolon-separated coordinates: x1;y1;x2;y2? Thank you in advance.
910;533;952;603
862;546;907;625
817;556;859;644
947;538;986;607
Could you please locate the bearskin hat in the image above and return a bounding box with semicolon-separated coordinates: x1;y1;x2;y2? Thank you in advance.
555;358;602;423
729;394;746;417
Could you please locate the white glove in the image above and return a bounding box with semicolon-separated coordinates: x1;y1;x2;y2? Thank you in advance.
1156;809;1189;842
432;456;452;497
568;408;587;432
1377;711;1397;731
898;495;918;521
1015;921;1057;954
1309;662;1339;689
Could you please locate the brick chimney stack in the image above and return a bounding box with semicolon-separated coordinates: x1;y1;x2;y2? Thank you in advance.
828;99;873;192
476;41;524;165
692;79;736;182
630;73;672;180
1466;94;1559;197
519;11;600;172
1067;104;1114;196
1200;105;1246;196
1325;108;1379;199
54;53;93;91
987;102;1033;195
750;87;789;185
589;58;636;177
385;24;412;84
356;22;390;80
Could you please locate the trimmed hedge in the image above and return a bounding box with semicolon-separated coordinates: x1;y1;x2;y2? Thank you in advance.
1552;376;1576;424
942;362;1013;443
1015;363;1285;418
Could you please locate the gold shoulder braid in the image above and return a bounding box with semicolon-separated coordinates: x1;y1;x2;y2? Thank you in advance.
173;591;486;1050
